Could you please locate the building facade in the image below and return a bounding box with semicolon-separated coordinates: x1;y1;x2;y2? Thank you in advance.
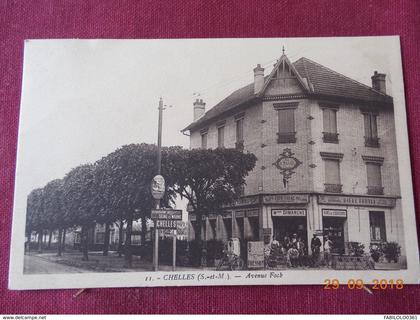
182;53;405;261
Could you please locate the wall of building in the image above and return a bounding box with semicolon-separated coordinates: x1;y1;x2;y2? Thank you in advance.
310;101;400;196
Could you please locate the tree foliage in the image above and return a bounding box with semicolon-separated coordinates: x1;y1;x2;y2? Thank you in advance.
24;143;256;266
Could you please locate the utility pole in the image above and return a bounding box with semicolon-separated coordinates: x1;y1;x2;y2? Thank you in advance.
153;97;164;272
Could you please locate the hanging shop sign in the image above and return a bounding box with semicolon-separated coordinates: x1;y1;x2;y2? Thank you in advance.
151;175;165;200
318;195;396;208
322;209;347;218
263;194;309;204
272;209;307;217
247;241;265;269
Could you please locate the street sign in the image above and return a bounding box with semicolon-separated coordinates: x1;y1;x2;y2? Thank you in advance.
151;209;182;220
151;175;165;200
156;220;178;229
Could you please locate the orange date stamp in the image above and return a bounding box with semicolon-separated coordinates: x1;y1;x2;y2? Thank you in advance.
324;279;404;290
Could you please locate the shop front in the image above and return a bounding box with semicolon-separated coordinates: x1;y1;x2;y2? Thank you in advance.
322;209;348;254
271;209;308;249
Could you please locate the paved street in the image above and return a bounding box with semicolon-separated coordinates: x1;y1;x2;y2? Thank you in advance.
24;254;88;274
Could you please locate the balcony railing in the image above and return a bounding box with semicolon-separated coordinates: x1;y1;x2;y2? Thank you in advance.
367;186;384;195
365;136;380;148
322;132;339;144
277;132;296;143
235;140;244;151
324;183;343;193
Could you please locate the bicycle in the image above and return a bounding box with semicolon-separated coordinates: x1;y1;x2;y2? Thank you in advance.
216;250;244;271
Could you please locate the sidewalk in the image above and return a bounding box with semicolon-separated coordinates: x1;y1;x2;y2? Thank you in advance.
26;250;199;273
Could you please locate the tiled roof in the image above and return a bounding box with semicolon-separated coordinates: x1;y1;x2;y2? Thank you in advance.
183;57;393;132
293;57;393;104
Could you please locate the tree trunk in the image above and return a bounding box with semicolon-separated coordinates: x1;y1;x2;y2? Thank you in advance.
81;225;89;261
47;230;53;249
62;229;66;252
118;220;124;257
37;230;43;253
57;228;63;256
141;216;147;246
124;217;133;268
195;211;204;267
103;223;110;256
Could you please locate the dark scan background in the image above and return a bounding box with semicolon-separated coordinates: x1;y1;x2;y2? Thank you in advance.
1;0;420;314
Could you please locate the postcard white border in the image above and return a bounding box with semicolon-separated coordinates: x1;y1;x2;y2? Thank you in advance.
8;36;420;290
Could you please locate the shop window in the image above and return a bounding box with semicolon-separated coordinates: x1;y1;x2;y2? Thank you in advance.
322;107;338;143
217;126;225;148
235;115;244;150
95;231;105;244
276;107;296;143
369;211;386;242
363;112;379;147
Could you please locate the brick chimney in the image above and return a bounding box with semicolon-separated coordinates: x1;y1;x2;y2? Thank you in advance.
371;71;386;94
253;64;265;94
193;98;206;121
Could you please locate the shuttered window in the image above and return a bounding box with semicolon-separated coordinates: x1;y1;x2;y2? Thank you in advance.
217;126;225;148
324;159;340;184
364;113;378;138
236;118;244;142
369;211;386;242
201;132;207;149
367;163;382;187
278;108;295;133
323;108;337;133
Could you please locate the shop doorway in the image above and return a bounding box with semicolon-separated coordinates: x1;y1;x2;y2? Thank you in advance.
323;217;346;254
272;216;308;251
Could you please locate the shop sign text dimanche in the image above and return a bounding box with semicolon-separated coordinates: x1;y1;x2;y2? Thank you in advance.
272;209;307;217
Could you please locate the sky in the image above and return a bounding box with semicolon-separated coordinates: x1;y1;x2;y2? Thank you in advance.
15;37;398;212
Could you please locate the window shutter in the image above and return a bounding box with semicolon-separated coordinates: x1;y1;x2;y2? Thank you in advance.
330;110;337;133
278;109;295;133
323;109;330;132
218;126;224;148
371;115;378;137
367;163;382;187
364;113;372;138
236;118;244;142
201;133;207;149
324;159;340;184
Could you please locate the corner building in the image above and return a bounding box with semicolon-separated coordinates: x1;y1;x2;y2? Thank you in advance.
182;52;405;260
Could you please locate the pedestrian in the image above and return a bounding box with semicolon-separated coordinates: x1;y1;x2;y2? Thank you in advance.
310;234;321;268
297;236;305;267
324;236;334;268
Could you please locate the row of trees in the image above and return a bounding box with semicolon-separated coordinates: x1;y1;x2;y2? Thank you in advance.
26;143;257;266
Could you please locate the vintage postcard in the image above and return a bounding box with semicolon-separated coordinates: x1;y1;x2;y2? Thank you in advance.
9;36;420;289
